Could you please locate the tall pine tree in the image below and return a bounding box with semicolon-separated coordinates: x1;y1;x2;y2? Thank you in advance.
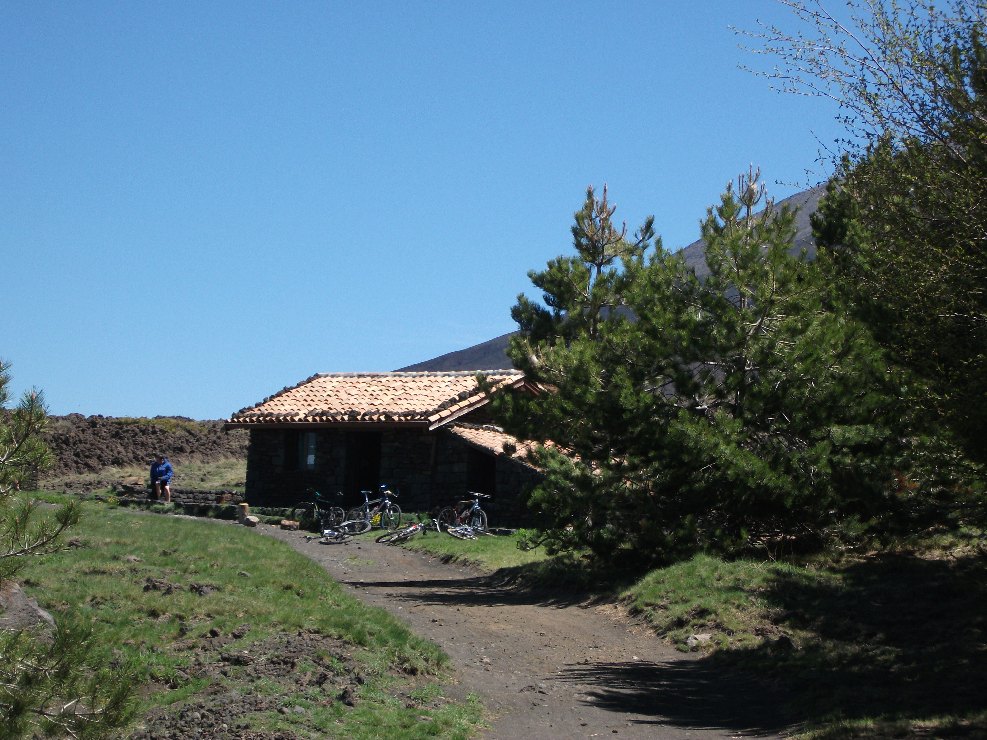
495;172;898;564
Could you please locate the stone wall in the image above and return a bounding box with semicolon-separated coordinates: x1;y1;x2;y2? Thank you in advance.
379;430;438;511
243;428;343;506
170;488;244;506
120;484;244;507
427;435;541;525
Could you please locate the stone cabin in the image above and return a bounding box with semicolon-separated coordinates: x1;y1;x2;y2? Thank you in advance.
225;370;543;523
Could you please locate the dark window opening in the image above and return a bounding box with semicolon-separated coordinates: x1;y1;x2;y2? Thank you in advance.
345;432;382;496
301;432;317;470
466;447;496;495
284;430;317;471
284;430;300;470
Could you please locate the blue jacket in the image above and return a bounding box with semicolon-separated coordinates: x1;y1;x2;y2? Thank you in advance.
150;459;173;484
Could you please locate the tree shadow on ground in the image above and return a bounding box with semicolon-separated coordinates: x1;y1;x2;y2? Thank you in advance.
342;574;615;609
343;557;645;609
710;552;987;734
344;555;649;609
346;571;797;735
554;659;794;736
490;555;648;590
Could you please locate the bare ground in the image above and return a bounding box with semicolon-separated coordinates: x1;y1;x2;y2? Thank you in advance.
258;524;794;739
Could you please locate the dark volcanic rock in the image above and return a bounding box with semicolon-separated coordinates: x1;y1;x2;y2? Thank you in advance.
42;415;248;476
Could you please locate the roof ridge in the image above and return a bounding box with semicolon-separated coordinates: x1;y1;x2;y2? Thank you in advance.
228;370;527;426
312;370;522;378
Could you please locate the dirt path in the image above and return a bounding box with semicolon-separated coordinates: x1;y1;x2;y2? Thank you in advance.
258;525;791;739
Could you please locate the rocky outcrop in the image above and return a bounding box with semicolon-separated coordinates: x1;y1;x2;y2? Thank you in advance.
0;581;55;631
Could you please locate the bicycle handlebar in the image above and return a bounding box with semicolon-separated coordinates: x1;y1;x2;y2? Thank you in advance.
359;487;398;502
312;490;342;501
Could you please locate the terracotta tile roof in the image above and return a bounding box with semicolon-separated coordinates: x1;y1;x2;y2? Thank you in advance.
227;371;526;429
447;423;541;469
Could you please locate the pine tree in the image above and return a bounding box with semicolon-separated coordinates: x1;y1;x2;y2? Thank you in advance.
496;173;898;564
0;359;135;737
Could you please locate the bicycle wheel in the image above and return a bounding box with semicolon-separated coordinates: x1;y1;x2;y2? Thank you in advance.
436;507;456;530
395;526;422;543
375;529;402;544
467;509;488;532
404;522;426;540
340;518;371;535
446;526;476;540
380;504;402;530
346;507;367;524
326;506;346;527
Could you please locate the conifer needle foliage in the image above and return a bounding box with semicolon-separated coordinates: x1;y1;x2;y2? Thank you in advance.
495;173;898;565
0;359;136;737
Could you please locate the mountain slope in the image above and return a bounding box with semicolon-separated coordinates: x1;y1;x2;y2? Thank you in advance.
678;183;826;279
399;332;516;372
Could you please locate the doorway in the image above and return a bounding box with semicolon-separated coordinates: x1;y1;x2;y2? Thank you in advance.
344;432;382;497
466;447;496;495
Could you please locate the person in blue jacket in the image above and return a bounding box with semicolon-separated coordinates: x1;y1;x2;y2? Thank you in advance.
150;454;174;503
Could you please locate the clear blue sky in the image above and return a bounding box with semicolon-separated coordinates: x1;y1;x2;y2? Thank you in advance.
2;1;843;420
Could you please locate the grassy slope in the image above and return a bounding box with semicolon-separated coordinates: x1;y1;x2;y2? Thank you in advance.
18;497;482;739
31;452;987;737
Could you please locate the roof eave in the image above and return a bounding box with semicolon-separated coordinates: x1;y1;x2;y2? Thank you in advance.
224;420;432;431
426;374;529;430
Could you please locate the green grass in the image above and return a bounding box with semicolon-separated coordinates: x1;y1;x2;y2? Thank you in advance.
42;456;247;493
404;528;549;572
17;495;483;738
23;493;985;738
622;553;811;650
623;550;987;737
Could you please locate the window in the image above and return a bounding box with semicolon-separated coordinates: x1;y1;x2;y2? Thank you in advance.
284;430;318;471
302;431;317;470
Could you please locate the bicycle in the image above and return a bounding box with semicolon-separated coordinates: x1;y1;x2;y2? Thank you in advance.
437;491;490;533
375;518;434;545
311;514;371;539
346;484;402;531
307;525;350;544
294;489;345;532
445;524;487;540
